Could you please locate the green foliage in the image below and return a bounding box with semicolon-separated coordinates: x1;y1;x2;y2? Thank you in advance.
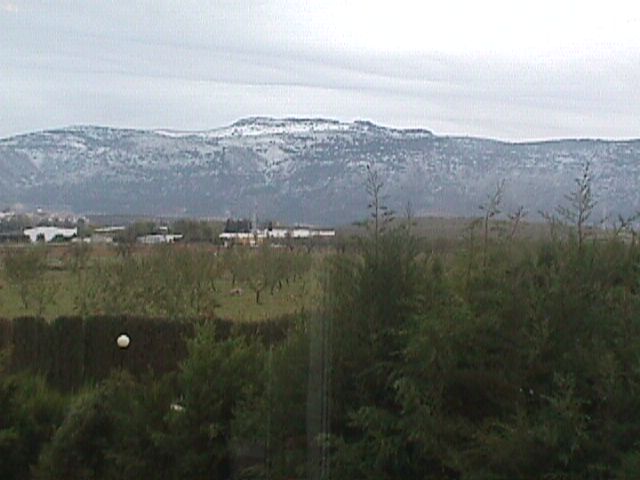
479;178;505;265
233;243;272;304
364;165;395;255
10;316;51;378
0;374;66;480
34;372;174;480
114;221;156;244
65;242;92;272
5;177;640;479
160;322;265;479
321;217;429;478
234;319;311;479
0;214;33;233
224;243;313;306
0;242;318;321
7;315;194;390
2;247;56;315
78;246;219;318
556;161;597;250
0;317;13;359
171;219;221;243
320;189;640;478
3;315;301;479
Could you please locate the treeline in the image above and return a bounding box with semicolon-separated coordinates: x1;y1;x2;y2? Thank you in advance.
112;219;222;244
310;167;640;478
322;228;640;479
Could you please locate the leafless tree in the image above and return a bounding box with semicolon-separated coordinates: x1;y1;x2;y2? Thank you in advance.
556;161;596;250
365;165;394;249
507;205;528;241
479;179;505;265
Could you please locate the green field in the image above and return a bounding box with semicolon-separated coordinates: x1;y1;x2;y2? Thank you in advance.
0;243;321;322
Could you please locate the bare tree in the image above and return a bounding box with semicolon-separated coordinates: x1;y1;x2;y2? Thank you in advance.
612;212;640;245
403;200;417;237
556;161;596;250
365;165;394;242
2;247;56;316
507;205;528;241
479;179;505;265
539;210;563;243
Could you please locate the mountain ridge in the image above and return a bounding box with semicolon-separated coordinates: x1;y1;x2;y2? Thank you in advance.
6;117;639;144
1;117;638;224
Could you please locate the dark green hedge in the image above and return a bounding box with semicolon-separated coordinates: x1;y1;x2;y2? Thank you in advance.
0;317;12;352
1;315;294;391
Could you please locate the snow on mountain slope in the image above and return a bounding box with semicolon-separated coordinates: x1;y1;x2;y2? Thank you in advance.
156;117;353;139
0;118;638;224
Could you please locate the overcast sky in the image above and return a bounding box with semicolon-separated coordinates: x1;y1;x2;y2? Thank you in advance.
2;0;639;141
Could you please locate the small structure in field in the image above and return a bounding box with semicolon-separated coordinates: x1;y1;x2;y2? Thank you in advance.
90;226;125;244
137;233;183;244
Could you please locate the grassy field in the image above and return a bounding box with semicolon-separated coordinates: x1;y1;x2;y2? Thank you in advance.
0;268;319;322
0;243;322;322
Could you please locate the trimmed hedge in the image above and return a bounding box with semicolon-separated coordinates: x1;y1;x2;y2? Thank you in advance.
1;315;295;391
0;317;12;352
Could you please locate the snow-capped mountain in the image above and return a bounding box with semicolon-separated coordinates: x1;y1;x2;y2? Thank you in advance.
1;117;638;224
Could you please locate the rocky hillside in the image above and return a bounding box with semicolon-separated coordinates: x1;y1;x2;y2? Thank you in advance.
1;117;638;224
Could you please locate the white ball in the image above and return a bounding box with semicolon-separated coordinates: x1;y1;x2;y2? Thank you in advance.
116;334;130;349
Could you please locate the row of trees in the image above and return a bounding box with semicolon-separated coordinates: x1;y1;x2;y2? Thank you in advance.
0;243;314;319
112;219;222;244
317;165;640;478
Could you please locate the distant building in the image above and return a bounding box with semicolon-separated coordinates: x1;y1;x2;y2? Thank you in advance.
219;231;257;247
290;228;336;239
23;226;77;243
219;222;335;247
90;226;125;244
0;211;15;221
137;234;183;244
93;226;126;234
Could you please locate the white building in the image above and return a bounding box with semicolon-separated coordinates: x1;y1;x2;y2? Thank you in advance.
23;226;78;243
94;226;125;234
219;227;335;246
137;234;183;244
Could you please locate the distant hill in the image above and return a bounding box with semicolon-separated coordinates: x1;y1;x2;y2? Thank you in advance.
1;117;638;224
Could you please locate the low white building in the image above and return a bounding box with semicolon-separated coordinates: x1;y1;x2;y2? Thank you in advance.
290;228;336;239
219;232;257;246
220;227;335;246
90;226;125;244
137;234;183;244
23;226;78;243
94;226;125;234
